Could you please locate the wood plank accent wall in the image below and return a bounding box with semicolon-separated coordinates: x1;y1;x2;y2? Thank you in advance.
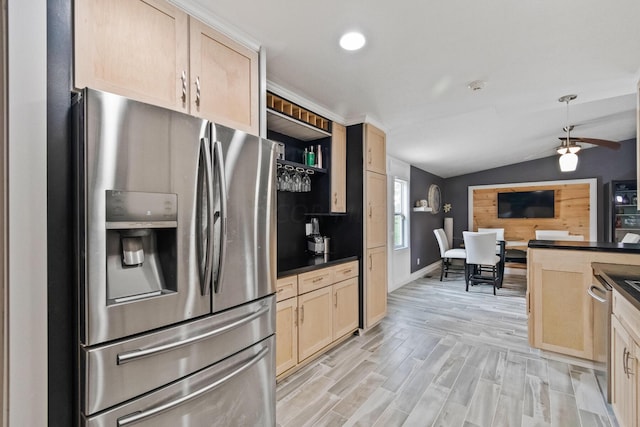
472;183;591;241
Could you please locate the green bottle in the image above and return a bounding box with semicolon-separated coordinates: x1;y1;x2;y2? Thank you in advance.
307;146;315;167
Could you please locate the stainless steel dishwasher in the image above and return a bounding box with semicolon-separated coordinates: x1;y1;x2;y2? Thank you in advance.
591;264;614;403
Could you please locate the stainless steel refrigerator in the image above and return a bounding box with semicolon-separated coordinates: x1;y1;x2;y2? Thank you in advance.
73;88;277;426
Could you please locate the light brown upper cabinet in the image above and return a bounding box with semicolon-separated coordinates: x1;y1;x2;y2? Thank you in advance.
189;18;259;134
331;123;347;213
75;0;189;112
365;124;386;174
75;0;259;135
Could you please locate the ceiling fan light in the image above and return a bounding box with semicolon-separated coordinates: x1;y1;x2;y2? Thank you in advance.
559;152;578;172
556;146;568;155
568;145;581;154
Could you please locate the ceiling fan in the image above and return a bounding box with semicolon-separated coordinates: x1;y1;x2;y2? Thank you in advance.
556;94;621;172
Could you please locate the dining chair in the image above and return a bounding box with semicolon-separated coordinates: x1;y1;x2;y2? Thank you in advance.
621;233;640;243
536;230;584;241
535;230;569;239
463;231;501;295
478;227;505;241
433;228;466;281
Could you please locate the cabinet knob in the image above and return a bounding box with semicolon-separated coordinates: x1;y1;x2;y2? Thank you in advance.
195;76;201;107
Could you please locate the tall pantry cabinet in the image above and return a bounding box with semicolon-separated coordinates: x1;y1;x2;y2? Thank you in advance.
346;123;388;329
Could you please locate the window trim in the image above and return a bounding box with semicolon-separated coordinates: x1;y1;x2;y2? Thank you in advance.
393;178;409;250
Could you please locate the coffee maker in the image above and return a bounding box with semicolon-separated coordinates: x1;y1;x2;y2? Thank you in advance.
306;217;325;255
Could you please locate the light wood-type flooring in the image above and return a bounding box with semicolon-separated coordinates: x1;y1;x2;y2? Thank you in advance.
276;273;617;427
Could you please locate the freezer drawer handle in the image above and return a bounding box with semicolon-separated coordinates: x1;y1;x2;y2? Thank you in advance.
116;305;270;365
116;346;270;426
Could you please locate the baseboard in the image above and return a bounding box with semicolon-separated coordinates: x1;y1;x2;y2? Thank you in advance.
390;261;440;291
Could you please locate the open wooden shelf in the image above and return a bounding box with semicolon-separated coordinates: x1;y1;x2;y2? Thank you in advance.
267;92;331;140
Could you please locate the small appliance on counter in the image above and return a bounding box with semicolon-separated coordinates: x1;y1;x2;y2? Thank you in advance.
306;217;325;255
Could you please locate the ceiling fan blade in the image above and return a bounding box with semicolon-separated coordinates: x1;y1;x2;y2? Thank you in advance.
558;137;581;141
574;137;621;150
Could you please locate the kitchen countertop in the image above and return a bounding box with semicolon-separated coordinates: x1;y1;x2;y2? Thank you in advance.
278;254;358;277
529;239;640;254
593;262;640;311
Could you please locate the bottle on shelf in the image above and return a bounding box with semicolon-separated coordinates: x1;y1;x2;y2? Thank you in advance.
303;147;308;165
316;144;322;169
307;146;315;167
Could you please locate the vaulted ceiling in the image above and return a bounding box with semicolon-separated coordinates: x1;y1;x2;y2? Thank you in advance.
177;0;640;177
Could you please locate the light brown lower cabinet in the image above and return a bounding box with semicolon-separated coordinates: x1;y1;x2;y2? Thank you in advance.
527;248;640;360
298;287;333;361
366;246;387;328
275;297;297;376
610;289;640;427
275;261;359;379
333;277;359;339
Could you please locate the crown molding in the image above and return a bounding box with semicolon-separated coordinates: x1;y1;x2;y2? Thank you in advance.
168;0;261;52
344;114;386;132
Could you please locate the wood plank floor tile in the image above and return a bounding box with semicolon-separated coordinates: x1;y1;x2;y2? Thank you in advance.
342;388;395;427
523;375;551;424
312;411;347;427
549;390;580;427
331;372;386;419
465;379;501;427
276;274;616;427
401;383;450;427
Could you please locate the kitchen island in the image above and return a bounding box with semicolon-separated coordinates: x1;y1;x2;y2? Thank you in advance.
527;240;640;362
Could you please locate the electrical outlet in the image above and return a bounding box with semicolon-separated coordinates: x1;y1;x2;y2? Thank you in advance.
417;258;420;265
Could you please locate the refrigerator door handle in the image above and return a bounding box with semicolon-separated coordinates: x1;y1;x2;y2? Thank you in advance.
198;137;215;296
116;346;270;426
116;304;270;365
213;140;228;294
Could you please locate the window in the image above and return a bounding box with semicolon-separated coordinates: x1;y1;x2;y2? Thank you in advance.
394;178;408;250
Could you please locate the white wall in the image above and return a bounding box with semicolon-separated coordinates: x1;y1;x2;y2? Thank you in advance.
387;156;411;292
6;0;48;424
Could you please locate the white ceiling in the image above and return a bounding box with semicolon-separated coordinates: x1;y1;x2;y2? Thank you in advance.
178;0;640;178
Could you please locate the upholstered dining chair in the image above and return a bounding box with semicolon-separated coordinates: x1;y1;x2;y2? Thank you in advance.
535;230;569;239
463;231;501;295
433;228;466;281
621;232;640;243
478;227;505;241
535;230;584;241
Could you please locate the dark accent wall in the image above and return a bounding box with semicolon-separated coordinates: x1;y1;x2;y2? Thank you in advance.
47;0;75;425
410;166;446;272
444;139;636;243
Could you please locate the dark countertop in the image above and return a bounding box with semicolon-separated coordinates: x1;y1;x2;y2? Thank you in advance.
529;239;640;254
278;253;359;278
593;262;640;311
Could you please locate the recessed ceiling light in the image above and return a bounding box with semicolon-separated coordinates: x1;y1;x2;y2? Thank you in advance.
339;32;366;51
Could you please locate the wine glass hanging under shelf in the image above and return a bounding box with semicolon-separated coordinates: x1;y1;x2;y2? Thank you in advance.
277;163;319;193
